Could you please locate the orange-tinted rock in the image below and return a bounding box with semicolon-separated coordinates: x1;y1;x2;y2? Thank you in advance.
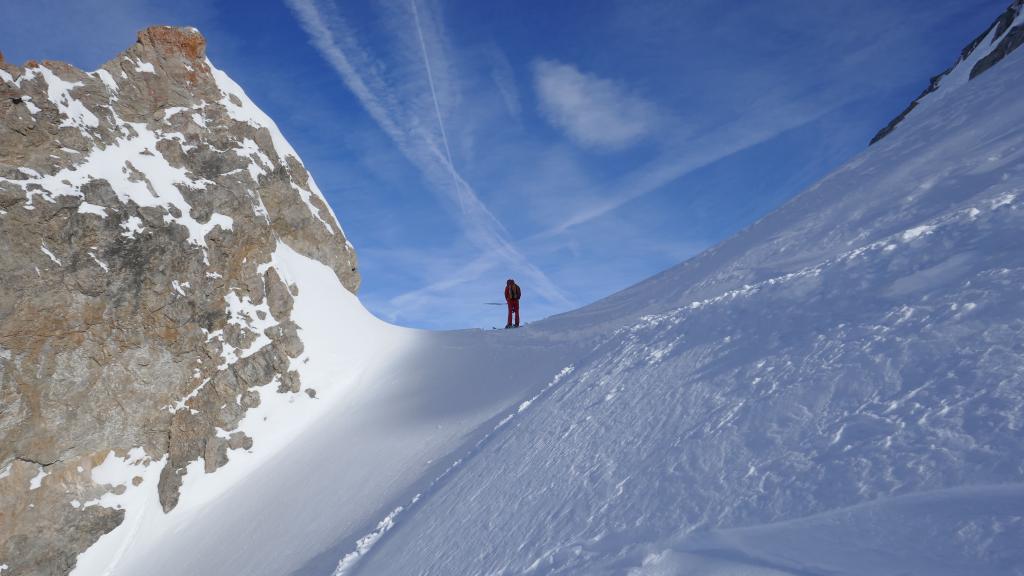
136;25;207;61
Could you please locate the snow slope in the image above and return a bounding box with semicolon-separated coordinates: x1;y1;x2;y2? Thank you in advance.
76;26;1024;576
350;50;1024;576
73;244;584;575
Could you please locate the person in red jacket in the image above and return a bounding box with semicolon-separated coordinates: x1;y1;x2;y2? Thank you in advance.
504;278;521;328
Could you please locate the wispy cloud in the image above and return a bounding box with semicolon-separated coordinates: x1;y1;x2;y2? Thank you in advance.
284;0;1003;329
285;0;569;311
533;59;658;151
387;252;496;319
488;47;522;120
531;69;867;239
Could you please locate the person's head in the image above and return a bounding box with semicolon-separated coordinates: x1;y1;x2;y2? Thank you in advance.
507;278;514;285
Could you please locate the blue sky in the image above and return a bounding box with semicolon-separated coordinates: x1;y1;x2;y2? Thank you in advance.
1;0;1009;329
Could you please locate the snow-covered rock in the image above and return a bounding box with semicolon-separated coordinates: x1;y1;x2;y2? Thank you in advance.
0;27;358;574
871;0;1024;143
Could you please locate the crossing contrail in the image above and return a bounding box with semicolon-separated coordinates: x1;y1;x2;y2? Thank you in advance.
285;0;572;310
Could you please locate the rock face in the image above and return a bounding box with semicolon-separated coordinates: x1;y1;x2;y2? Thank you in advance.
0;27;358;575
871;0;1024;144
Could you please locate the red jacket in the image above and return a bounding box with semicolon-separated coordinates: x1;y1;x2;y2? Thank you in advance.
505;282;521;301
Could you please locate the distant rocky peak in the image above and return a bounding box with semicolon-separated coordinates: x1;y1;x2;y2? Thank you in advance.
871;0;1024;144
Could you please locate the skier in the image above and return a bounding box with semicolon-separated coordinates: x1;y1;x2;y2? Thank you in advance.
504;278;521;329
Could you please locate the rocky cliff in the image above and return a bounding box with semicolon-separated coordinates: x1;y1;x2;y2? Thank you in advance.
0;27;358;575
871;0;1024;144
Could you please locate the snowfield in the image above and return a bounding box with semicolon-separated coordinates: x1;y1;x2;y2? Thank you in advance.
76;39;1024;576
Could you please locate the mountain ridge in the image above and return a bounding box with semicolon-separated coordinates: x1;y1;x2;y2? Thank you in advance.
871;0;1024;144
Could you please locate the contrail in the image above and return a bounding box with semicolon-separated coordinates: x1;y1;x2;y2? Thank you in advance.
286;0;572;309
410;0;466;212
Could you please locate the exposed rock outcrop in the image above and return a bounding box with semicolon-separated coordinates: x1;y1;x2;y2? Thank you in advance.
0;26;358;574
